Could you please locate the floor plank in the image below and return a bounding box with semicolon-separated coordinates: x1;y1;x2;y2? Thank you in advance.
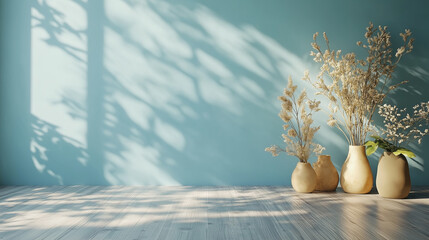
0;186;428;240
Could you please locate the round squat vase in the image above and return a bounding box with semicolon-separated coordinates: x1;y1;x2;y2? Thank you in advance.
291;162;317;193
376;152;411;199
340;145;373;194
313;155;339;191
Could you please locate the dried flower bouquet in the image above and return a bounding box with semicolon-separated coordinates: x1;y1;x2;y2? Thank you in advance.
266;77;324;163
365;102;429;158
303;23;414;146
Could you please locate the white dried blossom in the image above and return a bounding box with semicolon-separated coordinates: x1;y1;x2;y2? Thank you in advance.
378;102;429;147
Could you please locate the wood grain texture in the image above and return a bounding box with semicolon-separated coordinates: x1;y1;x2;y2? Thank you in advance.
0;186;428;240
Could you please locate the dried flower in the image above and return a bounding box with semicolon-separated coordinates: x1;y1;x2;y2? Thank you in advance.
297;90;307;107
288;129;297;137
395;46;405;57
327;119;337;127
265;146;281;157
304;23;414;145
266;76;324;163
378;102;429;147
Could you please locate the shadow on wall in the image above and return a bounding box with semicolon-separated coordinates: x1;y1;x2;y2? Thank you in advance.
31;115;89;185
3;0;428;185
29;0;341;185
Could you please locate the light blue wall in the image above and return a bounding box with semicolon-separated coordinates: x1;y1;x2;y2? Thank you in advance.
1;0;428;185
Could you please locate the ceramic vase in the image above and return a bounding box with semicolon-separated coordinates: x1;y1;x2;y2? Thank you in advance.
376;152;411;199
313;155;339;191
291;162;317;193
340;145;373;194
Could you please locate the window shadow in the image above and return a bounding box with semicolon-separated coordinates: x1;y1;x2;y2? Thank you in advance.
1;0;428;186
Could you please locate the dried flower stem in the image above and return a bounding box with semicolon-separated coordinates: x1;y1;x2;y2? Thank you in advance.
305;23;414;145
266;76;324;162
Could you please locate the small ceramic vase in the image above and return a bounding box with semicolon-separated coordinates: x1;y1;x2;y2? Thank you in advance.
340;145;373;194
291;162;317;193
313;155;339;191
376;152;411;199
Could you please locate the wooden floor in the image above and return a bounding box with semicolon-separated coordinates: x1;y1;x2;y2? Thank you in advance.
0;186;428;240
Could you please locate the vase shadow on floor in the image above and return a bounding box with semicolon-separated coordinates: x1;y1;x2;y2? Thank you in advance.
335;187;378;195
303;187;429;199
406;189;429;199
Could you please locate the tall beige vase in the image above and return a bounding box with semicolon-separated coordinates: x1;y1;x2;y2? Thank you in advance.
291;162;317;193
340;145;373;194
376;152;411;199
313;155;339;191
